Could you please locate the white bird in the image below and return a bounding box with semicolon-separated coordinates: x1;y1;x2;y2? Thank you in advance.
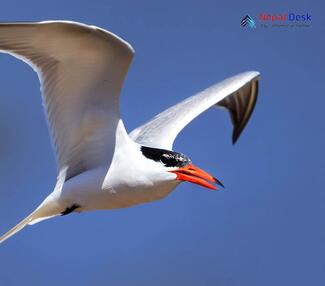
0;21;259;243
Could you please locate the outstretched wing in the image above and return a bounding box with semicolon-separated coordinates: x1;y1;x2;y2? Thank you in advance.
0;21;134;179
130;71;259;149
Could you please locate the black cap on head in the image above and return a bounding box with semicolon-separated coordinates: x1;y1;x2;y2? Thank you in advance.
140;146;191;168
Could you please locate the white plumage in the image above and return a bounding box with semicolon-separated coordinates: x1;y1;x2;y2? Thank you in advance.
0;21;260;243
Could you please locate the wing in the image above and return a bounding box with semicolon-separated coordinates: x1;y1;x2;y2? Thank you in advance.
0;21;134;179
130;71;259;149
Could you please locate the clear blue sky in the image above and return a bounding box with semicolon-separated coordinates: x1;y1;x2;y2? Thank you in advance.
0;1;324;285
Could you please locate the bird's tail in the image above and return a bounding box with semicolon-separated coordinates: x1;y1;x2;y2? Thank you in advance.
0;204;60;244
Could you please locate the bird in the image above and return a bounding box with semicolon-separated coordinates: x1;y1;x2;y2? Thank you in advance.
0;21;259;243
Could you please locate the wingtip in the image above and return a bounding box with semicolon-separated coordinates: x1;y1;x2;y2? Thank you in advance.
232;132;239;145
232;74;259;145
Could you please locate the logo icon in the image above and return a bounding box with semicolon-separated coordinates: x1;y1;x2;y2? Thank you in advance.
241;15;256;28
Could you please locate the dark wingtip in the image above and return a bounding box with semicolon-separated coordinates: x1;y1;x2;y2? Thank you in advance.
231;79;259;145
232;132;239;145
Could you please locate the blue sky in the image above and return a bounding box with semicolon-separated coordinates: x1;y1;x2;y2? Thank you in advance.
0;1;324;285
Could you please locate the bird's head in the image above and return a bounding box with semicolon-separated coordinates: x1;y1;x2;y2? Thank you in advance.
140;146;224;190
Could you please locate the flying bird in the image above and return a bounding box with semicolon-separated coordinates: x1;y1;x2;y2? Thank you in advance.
0;21;259;243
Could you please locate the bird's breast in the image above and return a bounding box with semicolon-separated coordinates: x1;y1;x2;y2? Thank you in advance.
94;178;179;211
60;166;179;212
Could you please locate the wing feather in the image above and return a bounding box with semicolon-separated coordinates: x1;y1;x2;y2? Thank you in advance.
0;21;134;179
130;72;259;149
217;76;258;143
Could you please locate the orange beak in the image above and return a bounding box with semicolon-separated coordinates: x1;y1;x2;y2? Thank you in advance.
169;164;224;191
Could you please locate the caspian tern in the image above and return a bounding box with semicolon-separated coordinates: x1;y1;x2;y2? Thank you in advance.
0;21;259;243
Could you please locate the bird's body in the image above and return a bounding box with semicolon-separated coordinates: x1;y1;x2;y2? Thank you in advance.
26;120;180;223
0;21;260;243
53;123;179;213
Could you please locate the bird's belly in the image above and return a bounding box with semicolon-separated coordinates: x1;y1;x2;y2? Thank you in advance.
60;169;180;212
82;181;179;211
